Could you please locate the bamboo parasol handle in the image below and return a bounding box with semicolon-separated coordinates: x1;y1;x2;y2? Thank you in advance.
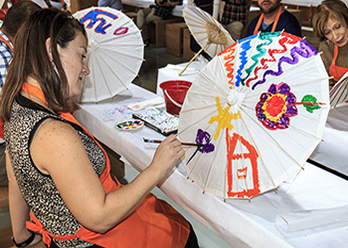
179;42;209;76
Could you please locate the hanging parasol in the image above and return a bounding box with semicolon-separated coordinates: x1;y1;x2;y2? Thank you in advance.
179;5;234;76
329;71;348;108
73;7;143;103
177;32;330;199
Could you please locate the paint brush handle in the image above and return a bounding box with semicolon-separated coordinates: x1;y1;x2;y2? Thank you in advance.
143;138;161;144
181;142;205;147
143;138;204;147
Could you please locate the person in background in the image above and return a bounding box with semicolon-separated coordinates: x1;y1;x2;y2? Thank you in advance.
137;0;182;45
220;0;251;40
0;0;41;186
187;0;217;60
246;0;302;37
49;0;68;10
312;0;348;88
3;8;199;248
98;0;122;11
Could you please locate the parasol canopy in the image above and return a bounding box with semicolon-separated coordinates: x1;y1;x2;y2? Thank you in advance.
177;31;330;199
183;5;234;58
179;5;234;76
329;71;348;108
73;7;143;102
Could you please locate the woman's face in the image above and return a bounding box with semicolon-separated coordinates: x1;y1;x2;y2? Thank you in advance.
58;30;90;98
323;17;348;47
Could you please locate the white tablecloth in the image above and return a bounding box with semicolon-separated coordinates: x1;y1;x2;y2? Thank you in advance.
310;102;348;176
73;83;348;248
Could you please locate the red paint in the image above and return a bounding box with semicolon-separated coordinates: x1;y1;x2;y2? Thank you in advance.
266;95;285;117
114;27;128;35
226;131;260;198
218;42;238;88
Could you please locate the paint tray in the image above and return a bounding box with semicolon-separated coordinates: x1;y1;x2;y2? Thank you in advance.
132;108;178;136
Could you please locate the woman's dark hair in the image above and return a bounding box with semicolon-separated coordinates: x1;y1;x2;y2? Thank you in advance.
312;0;348;41
0;8;87;121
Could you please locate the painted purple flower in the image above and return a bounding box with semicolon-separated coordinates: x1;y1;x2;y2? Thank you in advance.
187;129;215;164
255;82;298;130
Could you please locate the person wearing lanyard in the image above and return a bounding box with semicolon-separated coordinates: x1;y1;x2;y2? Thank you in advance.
313;0;348;88
0;1;41;187
246;0;302;37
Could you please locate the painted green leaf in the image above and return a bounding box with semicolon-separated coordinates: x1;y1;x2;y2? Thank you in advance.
301;95;321;113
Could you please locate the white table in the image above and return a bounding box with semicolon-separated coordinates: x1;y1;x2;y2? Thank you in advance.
310;102;348;177
73;83;348;248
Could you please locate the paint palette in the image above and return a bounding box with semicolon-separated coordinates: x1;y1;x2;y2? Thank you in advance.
132;108;179;136
115;120;144;131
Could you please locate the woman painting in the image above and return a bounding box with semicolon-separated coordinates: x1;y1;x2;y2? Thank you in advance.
313;0;348;88
3;8;198;248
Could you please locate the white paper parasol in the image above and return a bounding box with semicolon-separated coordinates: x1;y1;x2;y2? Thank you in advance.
183;5;234;58
73;7;143;102
329;71;348;108
178;32;330;199
179;5;234;75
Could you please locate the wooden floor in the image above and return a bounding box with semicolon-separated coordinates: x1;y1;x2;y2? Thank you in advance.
0;227;14;248
0;226;46;248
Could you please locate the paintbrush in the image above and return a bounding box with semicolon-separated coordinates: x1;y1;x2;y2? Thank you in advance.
143;137;205;147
